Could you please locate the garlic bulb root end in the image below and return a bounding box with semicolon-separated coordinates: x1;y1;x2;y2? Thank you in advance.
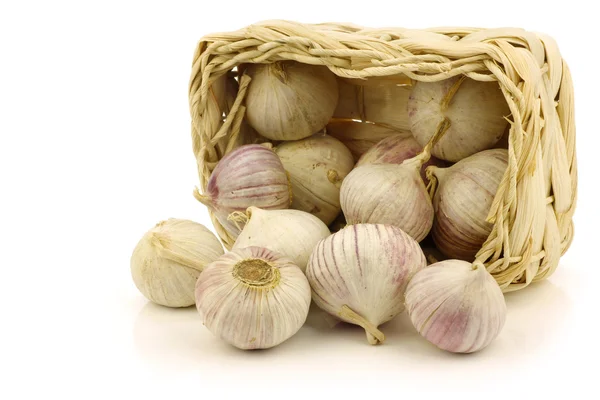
233;258;281;288
338;304;385;345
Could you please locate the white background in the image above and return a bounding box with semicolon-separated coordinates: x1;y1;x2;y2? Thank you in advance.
1;0;598;398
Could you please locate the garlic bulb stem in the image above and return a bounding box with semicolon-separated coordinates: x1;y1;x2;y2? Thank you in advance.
338;305;385;345
149;232;206;271
441;75;466;110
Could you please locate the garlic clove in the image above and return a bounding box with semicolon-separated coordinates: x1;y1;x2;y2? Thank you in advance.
405;260;507;353
428;149;508;261
408;76;510;162
195;246;311;350
194;144;291;243
232;206;330;272
340;162;433;242
306;224;427;344
130;219;224;308
356;134;447;184
245;61;338;141
275;133;354;225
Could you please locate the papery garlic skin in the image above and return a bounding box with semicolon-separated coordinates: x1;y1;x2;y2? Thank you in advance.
245;61;338;141
195;144;291;241
356;134;446;184
429;149;508;261
340;163;433;242
408;77;510;162
195;246;311;350
276;134;354;225
131;219;224;307
232;207;330;272
306;224;426;344
405;260;506;353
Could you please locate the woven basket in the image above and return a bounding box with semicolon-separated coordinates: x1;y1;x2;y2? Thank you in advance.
188;20;577;292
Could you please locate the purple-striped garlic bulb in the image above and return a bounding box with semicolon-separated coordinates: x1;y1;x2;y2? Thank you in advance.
356;134;446;184
195;246;311;350
306;224;426;345
428;149;508;261
194;144;291;242
405;260;506;353
340;160;434;242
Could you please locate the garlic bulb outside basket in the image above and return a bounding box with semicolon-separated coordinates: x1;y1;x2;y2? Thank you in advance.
428;149;508;261
340;161;434;242
232;207;330;272
275;133;355;225
245;61;338;141
194;144;291;243
195;246;311;350
356;134;446;184
130;219;224;307
405;260;507;353
306;224;427;344
408;76;510;162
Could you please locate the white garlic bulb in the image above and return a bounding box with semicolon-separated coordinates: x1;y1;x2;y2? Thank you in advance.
408;76;510;162
232;207;330;272
428;149;508;261
306;224;426;344
130;219;224;307
276;133;355;225
245;61;338;141
194;144;291;243
340;161;433;242
405;260;507;353
195;246;311;350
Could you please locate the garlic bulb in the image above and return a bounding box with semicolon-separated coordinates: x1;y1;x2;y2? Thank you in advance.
405;260;506;353
245;61;338;141
356;134;446;184
232;207;330;272
408;76;510;162
195;246;311;350
275;133;354;225
194;144;291;241
307;224;426;344
130;219;224;307
340;161;434;242
326;119;410;161
428;149;508;261
334;79;412;132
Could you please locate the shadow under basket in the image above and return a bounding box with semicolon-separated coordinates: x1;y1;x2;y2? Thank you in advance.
188;20;577;292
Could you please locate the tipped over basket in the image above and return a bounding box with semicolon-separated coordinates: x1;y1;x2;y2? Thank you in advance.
188;20;577;292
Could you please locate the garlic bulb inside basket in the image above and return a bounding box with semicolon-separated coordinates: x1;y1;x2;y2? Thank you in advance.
245;61;339;141
408;76;510;162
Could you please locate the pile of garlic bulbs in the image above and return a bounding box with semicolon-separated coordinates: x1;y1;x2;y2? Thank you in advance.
130;64;524;354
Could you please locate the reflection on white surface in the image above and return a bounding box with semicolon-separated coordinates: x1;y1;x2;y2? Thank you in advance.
133;275;573;368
